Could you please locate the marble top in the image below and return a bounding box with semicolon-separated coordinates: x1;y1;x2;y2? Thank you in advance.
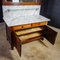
3;15;50;27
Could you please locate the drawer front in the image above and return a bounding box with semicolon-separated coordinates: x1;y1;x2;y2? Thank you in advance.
40;22;48;26
12;24;31;31
23;24;31;29
32;22;48;27
32;23;39;27
11;22;48;31
12;26;22;30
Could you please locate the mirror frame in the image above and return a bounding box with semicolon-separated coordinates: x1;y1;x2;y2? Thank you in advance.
3;0;41;5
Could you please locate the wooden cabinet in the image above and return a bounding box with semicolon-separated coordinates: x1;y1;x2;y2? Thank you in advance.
5;21;57;57
7;23;57;56
3;1;57;57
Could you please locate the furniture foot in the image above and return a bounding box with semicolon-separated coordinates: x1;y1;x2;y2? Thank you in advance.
19;45;21;56
11;45;14;50
41;37;44;40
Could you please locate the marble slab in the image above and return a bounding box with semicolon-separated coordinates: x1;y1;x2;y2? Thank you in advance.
3;15;50;27
3;5;50;27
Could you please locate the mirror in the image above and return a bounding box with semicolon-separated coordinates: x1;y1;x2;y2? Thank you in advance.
6;0;40;2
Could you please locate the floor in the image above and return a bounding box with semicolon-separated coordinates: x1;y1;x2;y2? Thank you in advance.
0;22;60;60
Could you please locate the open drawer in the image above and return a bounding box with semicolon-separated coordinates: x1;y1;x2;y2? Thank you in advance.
14;27;43;44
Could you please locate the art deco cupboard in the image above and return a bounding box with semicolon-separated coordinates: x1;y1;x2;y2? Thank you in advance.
2;0;57;56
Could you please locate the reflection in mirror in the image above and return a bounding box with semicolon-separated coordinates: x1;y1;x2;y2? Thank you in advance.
7;0;22;2
12;0;20;2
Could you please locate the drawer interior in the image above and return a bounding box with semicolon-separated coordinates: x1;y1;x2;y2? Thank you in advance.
19;32;42;41
15;27;42;36
13;27;43;42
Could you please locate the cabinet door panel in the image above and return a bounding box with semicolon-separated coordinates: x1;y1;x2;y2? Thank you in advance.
43;26;57;45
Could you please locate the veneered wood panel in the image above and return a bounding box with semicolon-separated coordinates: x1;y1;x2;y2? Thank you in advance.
43;25;57;45
11;22;48;31
23;24;31;28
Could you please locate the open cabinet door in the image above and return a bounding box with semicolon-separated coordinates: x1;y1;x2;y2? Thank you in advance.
43;25;57;45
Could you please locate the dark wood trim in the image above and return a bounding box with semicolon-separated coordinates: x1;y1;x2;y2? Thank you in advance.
42;25;57;45
3;2;41;5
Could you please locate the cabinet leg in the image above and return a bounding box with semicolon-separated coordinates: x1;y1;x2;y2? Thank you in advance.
16;44;21;56
11;44;14;50
5;24;8;40
11;32;14;50
19;45;21;56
